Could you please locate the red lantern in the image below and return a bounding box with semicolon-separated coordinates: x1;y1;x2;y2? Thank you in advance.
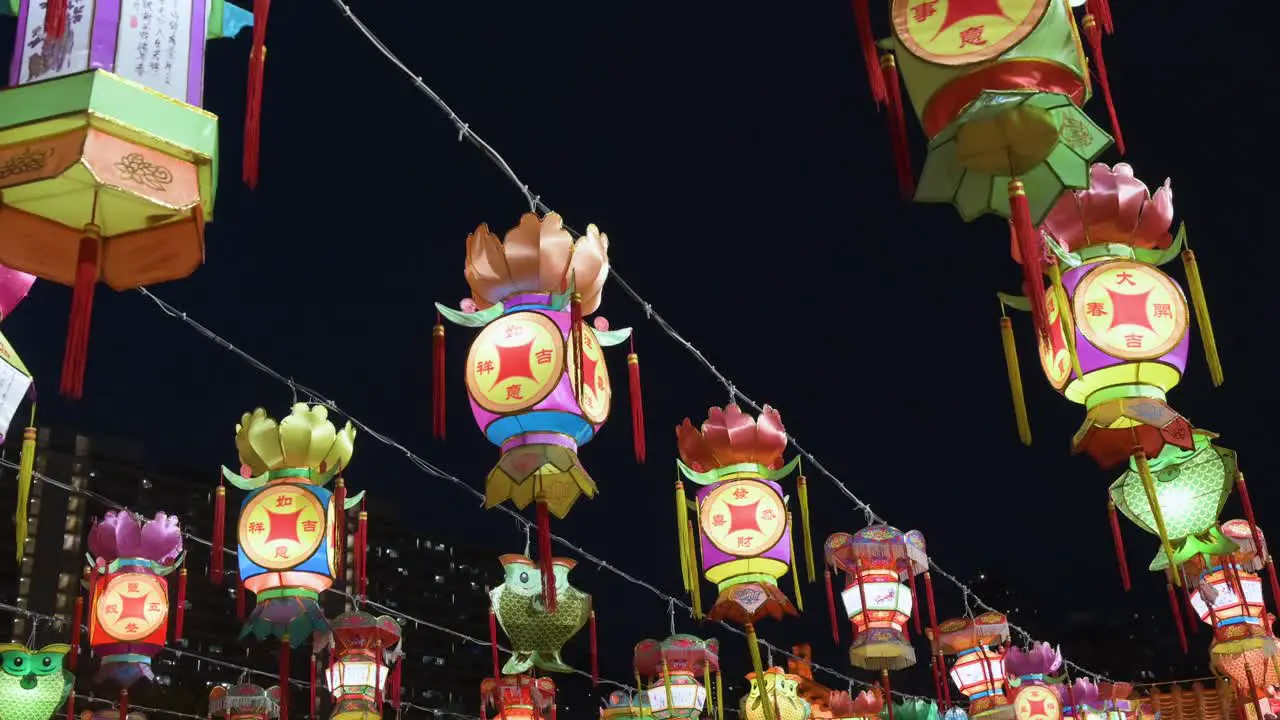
481;677;557;720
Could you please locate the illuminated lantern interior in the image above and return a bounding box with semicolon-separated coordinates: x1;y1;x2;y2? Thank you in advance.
480;676;557;720
325;612;403;720
633;635;720;720
841;568;912;635
601;691;653;720
929;614;1011;718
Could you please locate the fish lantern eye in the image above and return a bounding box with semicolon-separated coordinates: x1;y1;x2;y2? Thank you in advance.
519;572;530;584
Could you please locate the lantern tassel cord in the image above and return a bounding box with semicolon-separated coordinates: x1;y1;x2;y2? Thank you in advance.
882;672;894;720
1008;182;1049;342
797;475;816;583
15;410;35;563
310;650;318;718
278;639;290;720
686;519;704;620
589;611;599;687
850;0;887;104
824;565;840;646
1081;14;1124;155
999;315;1032;446
908;571;923;635
536;495;557;612
744;624;776;720
627;338;646;464
675;481;691;594
1048;261;1084;379
787;513;804;612
334;475;347;578
1135;450;1179;584
210;479;225;584
174;568;187;641
1180;236;1223;387
61;230;101;400
236;572;246;621
433;313;446;439
1166;582;1188;654
880;53;914;200
1234;472;1275;607
1108;498;1132;591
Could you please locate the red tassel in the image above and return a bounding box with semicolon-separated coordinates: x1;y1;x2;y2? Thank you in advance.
174;568;187;641
1182;583;1198;635
850;0;887;104
1086;0;1113;35
536;499;557;612
570;292;584;403
242;0;271;188
278;641;290;720
43;0;68;40
824;567;840;645
333;476;347;579
69;596;83;670
356;504;369;597
854;559;871;638
880;54;914;200
309;651;317;719
627;338;646;464
932;655;947;708
908;571;922;634
487;601;501;678
119;689;128;720
882;671;894;720
60;233;100;400
589;611;599;687
433;315;446;440
1107;499;1131;591
210;482;225;584
236;573;246;622
1082;15;1124;156
1008;181;1049;340
1233;472;1280;607
390;656;403;709
1167;582;1188;654
65;693;74;720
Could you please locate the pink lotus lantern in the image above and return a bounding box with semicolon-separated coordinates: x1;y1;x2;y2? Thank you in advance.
829;690;884;720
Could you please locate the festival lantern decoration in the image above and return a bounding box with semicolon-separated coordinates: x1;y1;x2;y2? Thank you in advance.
824;526;939;709
942;710;970;720
741;668;811;720
1006;642;1065;720
674;403;815;714
324;612;404;720
601;691;652;720
1093;684;1135;720
489;554;595;678
0;262;38;564
0;0;257;399
884;700;942;720
85;511;183;718
434;213;642;610
1058;679;1110;720
633;635;721;720
207;684;280;720
928;613;1012;719
480;676;557;720
828;690;883;720
0;643;72;720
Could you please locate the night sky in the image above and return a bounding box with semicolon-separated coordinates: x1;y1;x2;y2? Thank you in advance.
1;0;1273;708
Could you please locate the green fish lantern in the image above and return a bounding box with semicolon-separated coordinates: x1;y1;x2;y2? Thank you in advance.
0;644;73;720
741;667;811;720
489;553;596;678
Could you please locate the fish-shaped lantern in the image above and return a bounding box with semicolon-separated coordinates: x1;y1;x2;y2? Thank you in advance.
740;668;811;720
434;213;642;612
0;643;72;720
490;554;594;677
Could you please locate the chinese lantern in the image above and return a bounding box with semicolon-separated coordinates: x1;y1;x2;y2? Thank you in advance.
1006;642;1064;720
1094;683;1135;720
85;511;183;712
928;613;1012;719
0;0;255;399
324;612;403;720
207;684;280;720
0;643;73;720
886;700;942;720
0;261;38;563
489;554;593;678
434;213;642;610
480;676;557;720
740;668;811;720
601;691;652;720
823;526;939;709
674;403;815;719
1188;521;1270;638
633;635;721;720
1058;679;1110;720
827;690;883;720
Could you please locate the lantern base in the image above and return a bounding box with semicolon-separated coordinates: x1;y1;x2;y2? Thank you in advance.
239;587;328;647
92;654;155;689
503;649;573;676
848;629;916;672
485;443;597;519
332;698;384;720
1073;397;1194;470
706;581;797;625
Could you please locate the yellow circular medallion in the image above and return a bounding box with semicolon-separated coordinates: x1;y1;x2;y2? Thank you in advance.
1072;260;1188;361
892;0;1049;66
699;480;787;558
1014;685;1061;720
564;322;612;424
466;312;565;414
1038;288;1071;390
95;573;168;641
239;485;327;570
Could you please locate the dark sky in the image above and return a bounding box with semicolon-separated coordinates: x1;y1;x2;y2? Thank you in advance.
2;0;1273;706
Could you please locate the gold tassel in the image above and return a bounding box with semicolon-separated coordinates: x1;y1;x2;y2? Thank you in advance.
999;315;1032;446
703;658;712;719
687;519;703;619
744;624;776;720
1135;449;1179;585
662;659;676;715
676;480;691;593
715;671;724;720
797;474;816;583
635;671;645;696
1048;262;1084;380
1181;235;1223;387
788;512;804;612
16;405;36;564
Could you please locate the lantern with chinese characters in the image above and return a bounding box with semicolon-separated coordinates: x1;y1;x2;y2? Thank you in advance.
489;554;593;676
207;684;280;720
0;0;257;399
674;403;815;716
1006;642;1064;720
633;635;721;720
741;668;811;720
324;612;403;720
0;643;73;720
928;613;1012;719
480;676;556;720
85;510;183;713
823;526;940;707
601;691;652;720
434;213;641;611
828;690;883;720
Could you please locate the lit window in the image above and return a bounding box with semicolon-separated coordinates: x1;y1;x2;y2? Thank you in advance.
57;573;70;590
61;533;77;551
64;515;78;532
434;575;445;584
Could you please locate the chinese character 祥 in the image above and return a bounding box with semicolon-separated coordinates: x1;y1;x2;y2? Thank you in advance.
1085;302;1108;317
1124;333;1143;349
736;536;753;549
760;508;776;521
301;520;318;533
273;546;290;559
732;488;749;500
712;514;726;527
1114;272;1136;286
475;359;495;375
958;25;987;48
127;582;139;593
1153;303;1172;319
505;384;523;400
535;348;553;365
911;0;937;22
248;521;265;534
274;495;294;508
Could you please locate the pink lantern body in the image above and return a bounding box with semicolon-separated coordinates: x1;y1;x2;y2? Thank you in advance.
0;264;35;319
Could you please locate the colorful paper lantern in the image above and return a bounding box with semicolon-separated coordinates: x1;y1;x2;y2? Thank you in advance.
1006;642;1064;720
86;510;183;697
928;613;1012;719
0;0;254;398
633;635;721;720
741;668;811;720
207;684;280;720
0;643;73;720
489;554;593;676
601;691;652;720
434;213;641;610
0;261;38;564
884;699;942;720
480;676;556;720
1189;522;1269;637
324;612;403;720
828;690;883;720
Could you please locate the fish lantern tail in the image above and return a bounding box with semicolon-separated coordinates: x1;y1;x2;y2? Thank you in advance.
433;313;446;439
627;338;646;464
210;480;226;583
1081;14;1123;155
999;315;1032;446
880;54;914;200
61;230;102;400
16;414;36;563
1107;497;1131;591
536;495;557;612
850;0;887;104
